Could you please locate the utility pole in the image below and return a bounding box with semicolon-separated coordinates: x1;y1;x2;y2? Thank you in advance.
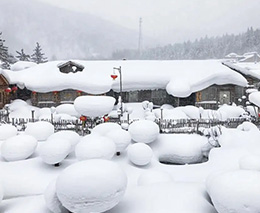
138;17;142;57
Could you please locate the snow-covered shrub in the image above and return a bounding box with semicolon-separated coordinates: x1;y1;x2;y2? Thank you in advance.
91;122;121;136
127;143;153;166
239;155;260;171
158;134;207;165
75;134;116;160
206;170;260;213
48;131;80;153
105;129;131;153
8;99;28;111
25;121;54;141
217;104;246;120
237;121;259;132
179;105;200;119
0;124;17;140
56;159;127;213
137;170;173;186
74;95;115;118
128;120;159;144
44;179;69;213
56;104;79;117
1;135;37;161
39;138;71;165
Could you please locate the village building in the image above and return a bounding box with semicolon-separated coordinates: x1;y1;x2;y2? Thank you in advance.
1;60;249;109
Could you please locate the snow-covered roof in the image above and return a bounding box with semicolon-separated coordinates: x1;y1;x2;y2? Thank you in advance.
10;61;37;71
2;60;248;98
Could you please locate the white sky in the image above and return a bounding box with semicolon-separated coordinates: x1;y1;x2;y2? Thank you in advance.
38;0;260;45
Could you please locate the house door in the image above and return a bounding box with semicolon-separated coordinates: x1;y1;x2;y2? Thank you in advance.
219;91;230;105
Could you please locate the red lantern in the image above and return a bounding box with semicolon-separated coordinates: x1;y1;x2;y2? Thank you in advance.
12;86;18;92
5;87;12;93
32;91;37;95
80;116;87;122
111;74;118;80
103;116;110;122
53;91;58;95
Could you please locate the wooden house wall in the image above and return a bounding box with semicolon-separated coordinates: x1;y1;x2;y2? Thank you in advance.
0;75;10;109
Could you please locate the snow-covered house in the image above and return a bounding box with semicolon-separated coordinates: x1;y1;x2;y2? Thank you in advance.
1;60;248;109
239;52;260;63
0;73;12;108
224;53;244;62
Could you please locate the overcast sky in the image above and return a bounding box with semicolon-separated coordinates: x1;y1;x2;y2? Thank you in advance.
38;0;260;45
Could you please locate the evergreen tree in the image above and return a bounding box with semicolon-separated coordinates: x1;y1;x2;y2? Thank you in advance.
31;42;47;64
16;49;30;61
0;32;10;69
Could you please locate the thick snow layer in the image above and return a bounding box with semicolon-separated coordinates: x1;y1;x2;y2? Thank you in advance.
55;104;80;117
217;104;246;120
48;131;80;153
179;105;201;119
74;95;115;118
0;182;3;203
91;122;122;136
239;155;260;171
40;139;71;165
206;170;260;213
105;129;131;153
237;121;259;132
137;170;173;186
10;61;37;71
128;120;159;144
3;60;247;97
0;124;17;140
44;179;69;213
75;134;116;160
25;121;55;141
56;159;127;213
127;143;153;166
8;99;29;111
249;91;260;107
154;108;188;119
157;134;208;165
1;135;37;162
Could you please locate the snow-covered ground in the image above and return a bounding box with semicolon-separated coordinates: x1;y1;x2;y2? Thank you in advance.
1;99;260;212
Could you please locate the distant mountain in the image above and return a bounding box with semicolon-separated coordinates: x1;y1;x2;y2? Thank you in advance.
0;0;142;60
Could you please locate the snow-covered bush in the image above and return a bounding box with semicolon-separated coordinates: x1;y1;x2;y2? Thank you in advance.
105;129;131;153
56;159;127;213
206;170;260;213
179;105;200;119
44;179;69;213
128;120;159;144
1;135;37;161
25;121;54;141
239;155;260;171
75;134;116;160
39;138;71;165
56;104;79;117
74;95;115;118
137;170;173;186
127;143;153;166
237;121;259;132
217;104;246;120
91;122;121;136
48;131;80;153
0;124;17;140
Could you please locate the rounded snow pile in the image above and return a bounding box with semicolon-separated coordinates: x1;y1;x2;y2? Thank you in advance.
25;121;54;141
91;122;121;136
106;129;131;153
0;183;3;204
237;121;259;132
48;131;80;153
128;120;159;144
206;170;260;213
0;124;17;140
56;104;79;117
1;135;37;161
56;159;127;213
239;155;260;171
40;138;71;165
137;170;173;186
74;96;115;118
128;143;153;166
75;134;116;160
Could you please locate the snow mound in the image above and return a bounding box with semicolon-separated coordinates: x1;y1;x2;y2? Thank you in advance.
56;159;127;213
48;131;80;153
239;155;260;171
158;134;207;165
0;183;3;204
217;104;245;120
44;179;69;213
40;138;71;165
249;91;260;107
127;143;153;166
74;95;115;118
8;99;28;111
10;61;37;71
91;122;121;136
1;135;37;162
55;104;79;117
237;121;259;132
0;124;17;140
206;170;260;213
154;108;188;120
75;134;116;160
128;120;159;144
105;129;131;153
25;121;55;141
179;105;200;119
137;170;173;186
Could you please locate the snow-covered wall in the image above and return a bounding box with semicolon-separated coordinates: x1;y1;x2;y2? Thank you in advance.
3;60;248;98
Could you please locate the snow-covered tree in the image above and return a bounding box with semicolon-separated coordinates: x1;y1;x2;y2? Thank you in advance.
16;49;30;61
0;32;10;69
31;42;47;64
